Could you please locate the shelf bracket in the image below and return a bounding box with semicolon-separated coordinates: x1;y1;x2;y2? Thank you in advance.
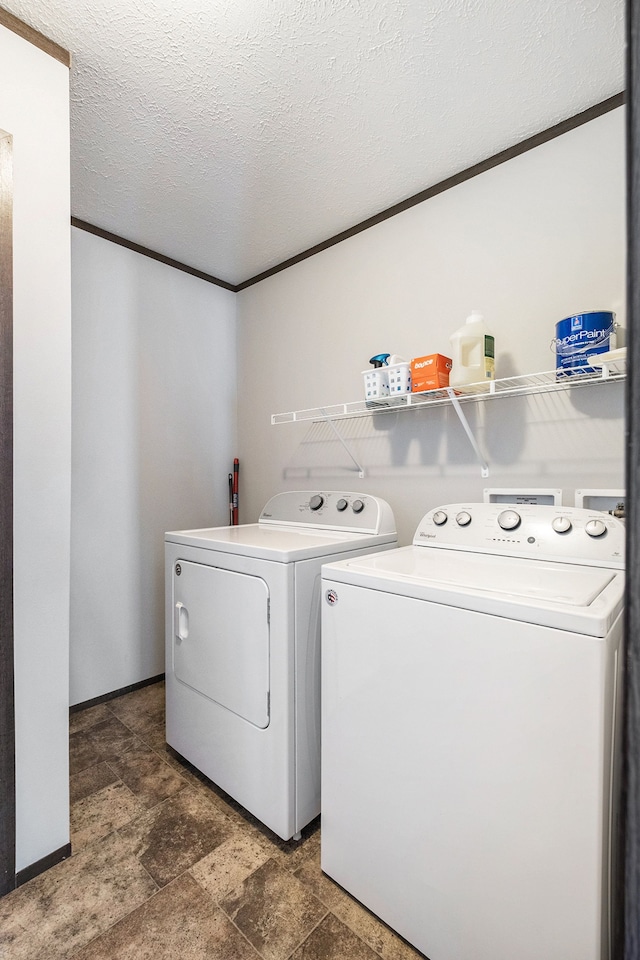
445;388;490;478
320;409;365;478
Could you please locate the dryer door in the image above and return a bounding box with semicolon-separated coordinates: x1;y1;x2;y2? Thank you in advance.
172;560;270;728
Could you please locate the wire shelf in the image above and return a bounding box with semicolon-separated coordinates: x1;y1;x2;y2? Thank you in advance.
271;358;626;425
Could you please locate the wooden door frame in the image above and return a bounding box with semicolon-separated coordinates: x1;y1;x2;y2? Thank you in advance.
622;0;640;954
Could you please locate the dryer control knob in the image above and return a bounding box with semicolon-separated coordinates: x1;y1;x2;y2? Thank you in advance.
456;511;472;527
585;518;607;538
552;516;572;534
352;499;365;514
432;510;448;526
336;498;348;512
309;494;324;511
498;509;521;530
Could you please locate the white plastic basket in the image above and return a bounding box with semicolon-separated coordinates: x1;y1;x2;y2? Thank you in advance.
362;368;390;400
387;361;411;394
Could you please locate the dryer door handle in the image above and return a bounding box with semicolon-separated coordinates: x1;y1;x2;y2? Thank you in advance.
174;602;189;642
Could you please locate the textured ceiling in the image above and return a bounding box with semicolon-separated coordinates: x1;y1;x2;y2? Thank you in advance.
2;0;626;285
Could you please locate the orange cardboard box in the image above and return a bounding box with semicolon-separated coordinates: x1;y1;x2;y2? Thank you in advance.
410;353;452;393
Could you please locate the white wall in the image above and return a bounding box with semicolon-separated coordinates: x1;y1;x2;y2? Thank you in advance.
70;229;237;705
237;108;626;544
1;26;71;871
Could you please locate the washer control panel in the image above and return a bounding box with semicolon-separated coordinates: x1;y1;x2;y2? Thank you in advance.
413;503;624;568
259;491;396;535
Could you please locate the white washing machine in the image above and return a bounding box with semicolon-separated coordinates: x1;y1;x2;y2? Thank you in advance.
165;490;396;841
321;503;625;960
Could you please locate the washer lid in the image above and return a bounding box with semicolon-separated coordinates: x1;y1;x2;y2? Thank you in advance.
322;546;624;636
165;523;397;562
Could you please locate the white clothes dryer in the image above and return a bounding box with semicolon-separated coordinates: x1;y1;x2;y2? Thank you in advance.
165;490;396;841
321;503;625;960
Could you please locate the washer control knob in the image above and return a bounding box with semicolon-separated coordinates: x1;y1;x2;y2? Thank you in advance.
352;499;365;514
552;516;572;534
456;511;472;527
309;494;324;511
498;509;521;531
432;510;448;526
585;518;607;538
336;498;348;512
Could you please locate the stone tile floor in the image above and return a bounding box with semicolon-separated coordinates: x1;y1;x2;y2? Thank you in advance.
0;681;425;960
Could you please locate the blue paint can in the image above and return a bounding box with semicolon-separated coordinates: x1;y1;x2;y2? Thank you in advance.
553;311;616;378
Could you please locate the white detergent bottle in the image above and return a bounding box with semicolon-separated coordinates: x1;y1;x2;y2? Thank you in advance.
449;310;495;389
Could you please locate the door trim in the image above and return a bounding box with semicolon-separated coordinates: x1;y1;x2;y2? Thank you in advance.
0;131;15;897
622;0;640;952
